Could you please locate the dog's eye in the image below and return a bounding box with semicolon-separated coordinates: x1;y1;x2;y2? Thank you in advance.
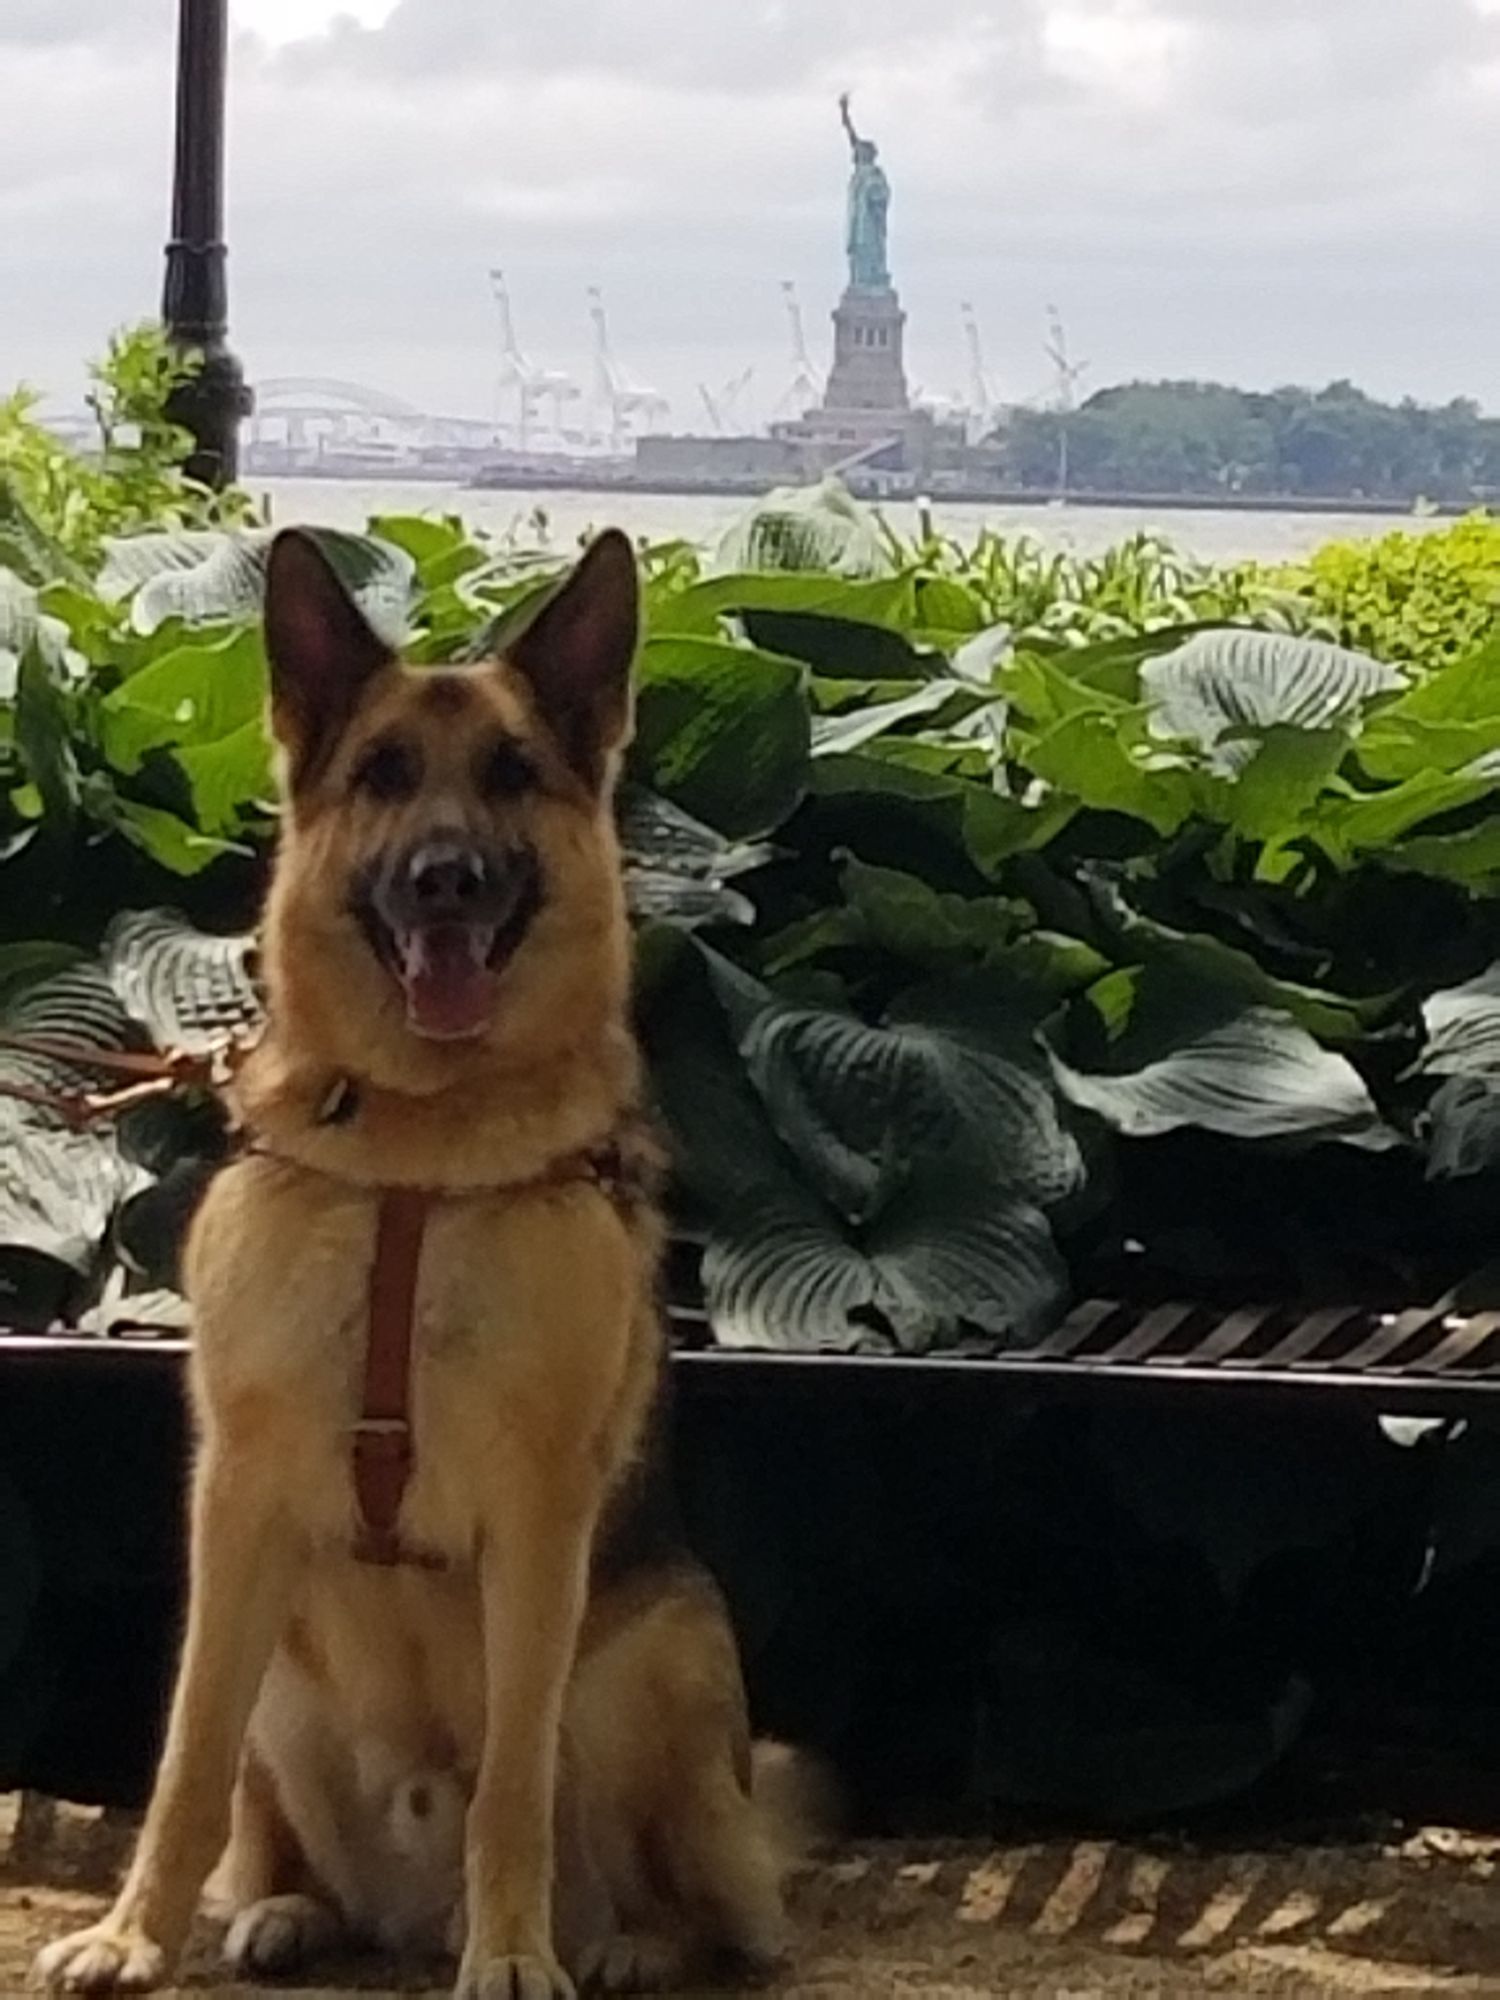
352;739;421;801
477;738;535;801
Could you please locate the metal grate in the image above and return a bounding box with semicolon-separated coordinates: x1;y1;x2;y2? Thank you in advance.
667;1296;1500;1417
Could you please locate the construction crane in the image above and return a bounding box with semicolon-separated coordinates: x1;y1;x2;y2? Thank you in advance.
697;366;755;435
773;280;822;419
487;269;578;450
960;301;1000;443
586;287;669;451
1043;305;1090;498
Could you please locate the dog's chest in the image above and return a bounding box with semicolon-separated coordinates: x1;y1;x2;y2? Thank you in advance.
189;1166;641;1490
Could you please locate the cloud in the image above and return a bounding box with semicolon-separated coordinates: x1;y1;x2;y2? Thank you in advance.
4;0;1500;428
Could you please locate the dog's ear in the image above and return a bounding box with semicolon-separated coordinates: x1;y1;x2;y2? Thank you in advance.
506;529;638;786
263;528;394;788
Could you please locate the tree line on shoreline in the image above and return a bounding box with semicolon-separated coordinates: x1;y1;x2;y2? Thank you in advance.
993;379;1500;505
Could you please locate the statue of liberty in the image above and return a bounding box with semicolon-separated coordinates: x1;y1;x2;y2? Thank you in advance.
839;92;891;293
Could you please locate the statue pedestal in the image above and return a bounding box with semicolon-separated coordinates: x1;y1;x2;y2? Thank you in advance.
822;285;910;415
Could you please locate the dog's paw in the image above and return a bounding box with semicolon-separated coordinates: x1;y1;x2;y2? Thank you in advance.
578;1933;684;1993
223;1893;340;1975
32;1924;168;1993
454;1951;576;2000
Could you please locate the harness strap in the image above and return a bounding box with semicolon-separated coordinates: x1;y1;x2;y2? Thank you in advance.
354;1185;440;1569
0;1029;654;1571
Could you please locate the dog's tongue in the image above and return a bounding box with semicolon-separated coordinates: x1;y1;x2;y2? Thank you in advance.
397;924;498;1040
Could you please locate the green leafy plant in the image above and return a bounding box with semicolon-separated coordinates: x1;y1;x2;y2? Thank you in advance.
9;466;1500;1354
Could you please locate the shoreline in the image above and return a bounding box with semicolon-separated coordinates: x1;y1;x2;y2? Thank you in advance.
247;461;1470;520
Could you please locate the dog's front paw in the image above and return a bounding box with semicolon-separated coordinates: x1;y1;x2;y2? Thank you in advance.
223;1892;340;1975
32;1924;168;1993
455;1950;576;2000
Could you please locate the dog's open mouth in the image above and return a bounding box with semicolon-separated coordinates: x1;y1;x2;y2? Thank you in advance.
360;850;542;1042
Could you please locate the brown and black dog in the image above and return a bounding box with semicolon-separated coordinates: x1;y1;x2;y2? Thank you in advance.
34;529;805;1997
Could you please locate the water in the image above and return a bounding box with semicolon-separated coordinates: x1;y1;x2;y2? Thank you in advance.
254;477;1452;565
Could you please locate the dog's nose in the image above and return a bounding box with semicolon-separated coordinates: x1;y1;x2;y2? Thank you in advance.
406;841;490;918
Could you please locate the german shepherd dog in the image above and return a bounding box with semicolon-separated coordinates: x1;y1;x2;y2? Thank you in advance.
34;530;802;1996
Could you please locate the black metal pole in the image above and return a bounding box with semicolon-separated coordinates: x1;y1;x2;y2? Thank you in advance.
161;0;252;489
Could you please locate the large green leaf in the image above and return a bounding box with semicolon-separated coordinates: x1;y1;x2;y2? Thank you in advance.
646;944;1072;1353
103;908;262;1051
657;569;917;641
632;634;810;837
0;965;152;1287
172;720;276;835
1047;968;1398;1149
1081;874;1387;1042
1310;769;1499;861
711;478;891;578
99;626;267;773
702;1173;1066;1354
1141;629;1406;771
98;525;414;645
617;787;772;929
812;752;1075;876
810;681;984;757
14;638;80;834
99;530;270;632
1418;964;1500;1078
1392;819;1500;891
714;977;1085;1222
1022;709;1198;835
0;569;73;699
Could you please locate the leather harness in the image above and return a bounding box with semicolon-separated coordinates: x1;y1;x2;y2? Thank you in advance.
0;1030;642;1569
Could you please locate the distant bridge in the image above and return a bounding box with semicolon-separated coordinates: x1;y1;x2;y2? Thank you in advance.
247;377;500;458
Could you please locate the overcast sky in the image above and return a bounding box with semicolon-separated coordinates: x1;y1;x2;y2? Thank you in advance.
6;0;1500;429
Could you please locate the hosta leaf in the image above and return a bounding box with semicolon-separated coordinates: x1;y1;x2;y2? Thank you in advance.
1048;972;1397;1150
99;627;267;772
14;638;80;833
367;513;486;591
763;857;1032;976
617;787;773;884
1023;710;1197;835
1141;630;1406;771
811;682;982;757
1391;820;1500;891
704;950;1085;1219
1082;875;1384;1042
100;530;270;632
813;752;1075;876
98;794;241;876
659;570;917;641
1418;964;1500;1078
632;634;810;837
1425;1074;1500;1180
99;525;414;645
1311;770;1498;861
103;909;262;1052
711;478;891;578
173;719;276;835
0;942;87;1007
0;965;152;1283
0;568;73;699
1224;726;1349;840
702;1173;1066;1354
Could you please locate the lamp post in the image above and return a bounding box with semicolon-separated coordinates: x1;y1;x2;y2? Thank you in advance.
161;0;252;488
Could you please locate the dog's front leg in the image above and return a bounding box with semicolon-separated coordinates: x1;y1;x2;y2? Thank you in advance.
456;1445;603;2000
34;1447;300;1993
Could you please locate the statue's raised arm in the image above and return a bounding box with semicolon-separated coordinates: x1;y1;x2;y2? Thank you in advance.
839;90;860;154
